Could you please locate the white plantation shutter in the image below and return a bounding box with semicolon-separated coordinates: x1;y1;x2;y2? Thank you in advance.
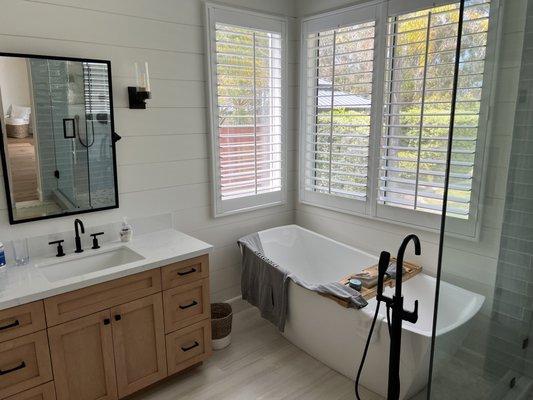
300;3;379;214
378;0;491;220
83;62;110;118
206;5;286;216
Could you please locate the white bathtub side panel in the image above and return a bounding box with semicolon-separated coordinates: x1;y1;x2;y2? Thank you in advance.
283;282;431;399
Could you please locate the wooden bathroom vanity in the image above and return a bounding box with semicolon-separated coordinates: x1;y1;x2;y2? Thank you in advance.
0;254;212;400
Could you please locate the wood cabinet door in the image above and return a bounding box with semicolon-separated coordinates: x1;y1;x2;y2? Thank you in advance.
161;255;209;290
165;319;212;376
0;331;52;399
0;301;46;343
48;310;117;400
163;278;210;333
4;382;56;400
110;294;167;398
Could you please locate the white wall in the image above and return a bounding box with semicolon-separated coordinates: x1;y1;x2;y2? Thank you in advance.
0;56;31;115
0;0;298;302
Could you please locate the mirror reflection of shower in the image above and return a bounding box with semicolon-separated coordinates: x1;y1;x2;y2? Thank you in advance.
0;56;116;222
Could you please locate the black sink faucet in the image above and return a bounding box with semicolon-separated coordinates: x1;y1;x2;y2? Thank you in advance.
74;218;85;253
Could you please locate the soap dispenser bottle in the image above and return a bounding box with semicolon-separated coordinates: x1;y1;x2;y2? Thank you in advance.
119;217;133;242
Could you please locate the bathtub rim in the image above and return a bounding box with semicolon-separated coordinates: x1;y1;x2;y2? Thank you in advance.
249;224;485;338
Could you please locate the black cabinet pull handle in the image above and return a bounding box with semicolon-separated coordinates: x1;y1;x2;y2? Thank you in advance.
181;341;199;352
103;318;110;325
0;319;19;331
179;300;198;310
114;314;122;321
0;361;26;375
177;267;197;276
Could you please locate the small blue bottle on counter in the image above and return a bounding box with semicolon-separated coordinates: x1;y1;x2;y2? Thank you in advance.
0;241;6;267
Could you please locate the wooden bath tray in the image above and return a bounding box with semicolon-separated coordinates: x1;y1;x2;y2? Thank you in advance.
323;258;422;308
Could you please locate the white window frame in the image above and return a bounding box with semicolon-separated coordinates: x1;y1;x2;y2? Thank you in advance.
299;1;383;216
205;3;288;217
298;0;501;239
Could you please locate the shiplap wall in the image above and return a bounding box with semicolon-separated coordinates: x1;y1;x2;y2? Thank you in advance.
0;0;524;313
0;0;298;302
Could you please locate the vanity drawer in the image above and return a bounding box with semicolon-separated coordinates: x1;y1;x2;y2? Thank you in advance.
44;269;162;326
0;302;46;343
161;255;209;290
0;331;53;399
4;382;56;400
163;279;209;333
165;319;211;375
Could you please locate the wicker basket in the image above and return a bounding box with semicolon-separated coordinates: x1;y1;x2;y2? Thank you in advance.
211;303;232;350
6;123;30;139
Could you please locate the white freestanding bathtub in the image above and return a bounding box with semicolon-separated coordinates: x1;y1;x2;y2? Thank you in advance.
250;225;484;399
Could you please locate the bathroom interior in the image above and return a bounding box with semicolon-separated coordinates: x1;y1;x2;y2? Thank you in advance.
0;0;530;399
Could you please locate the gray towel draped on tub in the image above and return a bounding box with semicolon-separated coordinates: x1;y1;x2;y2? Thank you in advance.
238;233;290;331
238;233;368;332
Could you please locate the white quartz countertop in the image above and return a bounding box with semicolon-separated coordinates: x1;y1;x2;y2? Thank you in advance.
0;229;213;311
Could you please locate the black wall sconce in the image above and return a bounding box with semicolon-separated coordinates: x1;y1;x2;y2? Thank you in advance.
128;62;151;110
128;87;151;109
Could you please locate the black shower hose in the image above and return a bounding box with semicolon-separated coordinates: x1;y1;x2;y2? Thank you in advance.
355;300;392;400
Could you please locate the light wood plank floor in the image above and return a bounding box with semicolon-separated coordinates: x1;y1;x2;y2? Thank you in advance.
131;307;383;400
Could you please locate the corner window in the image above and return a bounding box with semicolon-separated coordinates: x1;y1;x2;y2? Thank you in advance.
299;0;495;237
206;4;287;217
300;4;379;215
377;1;491;227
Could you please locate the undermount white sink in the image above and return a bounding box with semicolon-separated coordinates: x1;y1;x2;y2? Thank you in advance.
37;246;145;282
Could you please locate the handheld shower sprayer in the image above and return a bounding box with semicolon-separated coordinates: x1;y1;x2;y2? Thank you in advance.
376;250;390;303
355;250;390;400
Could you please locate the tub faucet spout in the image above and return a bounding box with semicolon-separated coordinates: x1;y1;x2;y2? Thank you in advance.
395;234;421;299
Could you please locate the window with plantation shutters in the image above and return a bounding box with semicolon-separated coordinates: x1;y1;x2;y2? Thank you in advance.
83;62;110;120
379;0;491;220
206;4;287;217
299;0;497;237
306;23;375;199
300;3;379;215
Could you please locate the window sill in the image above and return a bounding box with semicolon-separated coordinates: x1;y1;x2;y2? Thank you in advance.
298;196;480;242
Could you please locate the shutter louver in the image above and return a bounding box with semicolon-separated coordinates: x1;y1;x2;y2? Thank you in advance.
379;0;491;218
214;23;283;201
83;62;110;120
304;21;376;200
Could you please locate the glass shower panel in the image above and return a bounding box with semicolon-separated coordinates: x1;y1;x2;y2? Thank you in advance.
82;62;115;209
29;59;58;202
46;60;91;210
429;0;533;399
65;61;90;209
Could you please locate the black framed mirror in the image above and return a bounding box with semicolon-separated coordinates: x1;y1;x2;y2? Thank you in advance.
0;53;119;224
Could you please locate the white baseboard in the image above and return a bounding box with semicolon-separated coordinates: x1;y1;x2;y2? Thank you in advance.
226;295;251;314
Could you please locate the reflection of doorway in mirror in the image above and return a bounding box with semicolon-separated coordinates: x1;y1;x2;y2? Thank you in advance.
0;56;57;218
0;57;39;202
